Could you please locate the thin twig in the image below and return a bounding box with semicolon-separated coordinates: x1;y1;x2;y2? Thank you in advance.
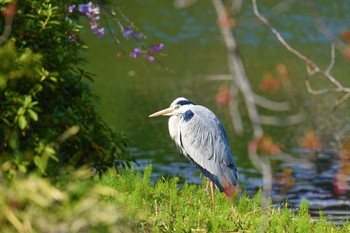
326;43;336;74
252;0;350;104
252;0;317;70
253;94;290;111
334;93;350;111
248;140;271;211
229;83;244;136
307;0;345;53
207;74;291;111
260;112;305;126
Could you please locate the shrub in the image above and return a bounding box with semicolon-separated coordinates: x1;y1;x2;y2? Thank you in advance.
0;0;131;176
0;168;134;232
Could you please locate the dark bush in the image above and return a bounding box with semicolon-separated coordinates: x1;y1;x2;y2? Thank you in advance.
0;0;131;176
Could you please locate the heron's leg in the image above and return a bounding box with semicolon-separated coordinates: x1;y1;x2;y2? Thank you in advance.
205;178;210;193
209;181;215;204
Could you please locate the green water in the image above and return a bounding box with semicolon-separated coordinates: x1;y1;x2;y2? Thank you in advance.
83;0;350;214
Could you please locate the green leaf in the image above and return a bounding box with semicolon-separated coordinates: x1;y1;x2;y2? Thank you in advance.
18;115;27;130
34;155;45;174
24;95;32;106
18;164;27;173
29;101;39;107
44;145;58;161
28;109;38;121
17;106;25;115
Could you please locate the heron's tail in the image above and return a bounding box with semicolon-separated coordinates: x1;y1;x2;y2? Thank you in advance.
219;174;238;198
222;183;236;198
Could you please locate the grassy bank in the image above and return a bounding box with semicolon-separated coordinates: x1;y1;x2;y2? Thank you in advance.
1;165;349;232
98;165;350;232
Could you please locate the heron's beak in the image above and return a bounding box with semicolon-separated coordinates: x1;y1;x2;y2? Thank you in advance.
148;107;174;117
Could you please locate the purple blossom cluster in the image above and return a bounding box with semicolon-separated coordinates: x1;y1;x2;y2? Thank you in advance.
130;48;141;58
68;2;104;38
151;43;164;52
129;43;164;62
67;3;165;63
122;27;143;40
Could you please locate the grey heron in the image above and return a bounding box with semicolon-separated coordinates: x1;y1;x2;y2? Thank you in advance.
149;97;238;202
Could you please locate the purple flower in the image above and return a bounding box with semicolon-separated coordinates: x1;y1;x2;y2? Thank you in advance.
90;6;100;15
147;55;155;62
75;2;104;39
122;28;133;38
88;20;95;26
78;2;92;14
68;5;76;13
95;27;105;38
122;27;143;40
68;34;78;41
133;33;143;40
78;3;99;21
91;15;100;21
130;48;141;58
151;43;164;52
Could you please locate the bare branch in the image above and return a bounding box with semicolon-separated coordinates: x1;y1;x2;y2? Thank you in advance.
305;78;329;95
260;112;305;126
248;140;272;211
270;0;297;15
173;0;198;9
253;94;290;111
207;74;291;111
212;0;263;138
307;1;346;53
252;0;317;70
334;93;350;110
326;43;336;74
205;74;232;81
229;83;244;136
252;0;350;104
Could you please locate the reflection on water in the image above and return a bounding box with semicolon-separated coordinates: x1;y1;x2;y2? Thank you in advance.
85;0;350;223
271;149;350;224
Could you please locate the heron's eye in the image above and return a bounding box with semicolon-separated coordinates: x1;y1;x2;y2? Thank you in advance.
174;105;180;109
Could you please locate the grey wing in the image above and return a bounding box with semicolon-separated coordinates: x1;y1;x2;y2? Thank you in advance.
178;106;238;191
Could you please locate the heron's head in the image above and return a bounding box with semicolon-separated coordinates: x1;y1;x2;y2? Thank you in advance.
149;97;194;117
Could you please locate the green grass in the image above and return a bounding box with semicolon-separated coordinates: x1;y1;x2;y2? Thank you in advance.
98;165;350;232
1;165;349;232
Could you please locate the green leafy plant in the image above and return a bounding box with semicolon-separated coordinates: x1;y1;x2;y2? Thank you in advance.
0;168;134;233
0;0;131;176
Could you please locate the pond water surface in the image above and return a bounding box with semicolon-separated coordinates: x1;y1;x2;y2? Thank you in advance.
84;0;350;223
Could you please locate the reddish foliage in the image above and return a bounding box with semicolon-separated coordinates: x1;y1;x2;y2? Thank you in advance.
217;11;236;28
116;51;124;57
342;45;350;62
274;167;295;188
334;139;350;195
341;30;350;43
215;85;233;107
276;63;290;81
259;72;282;92
257;135;282;155
340;139;350;162
298;128;322;151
